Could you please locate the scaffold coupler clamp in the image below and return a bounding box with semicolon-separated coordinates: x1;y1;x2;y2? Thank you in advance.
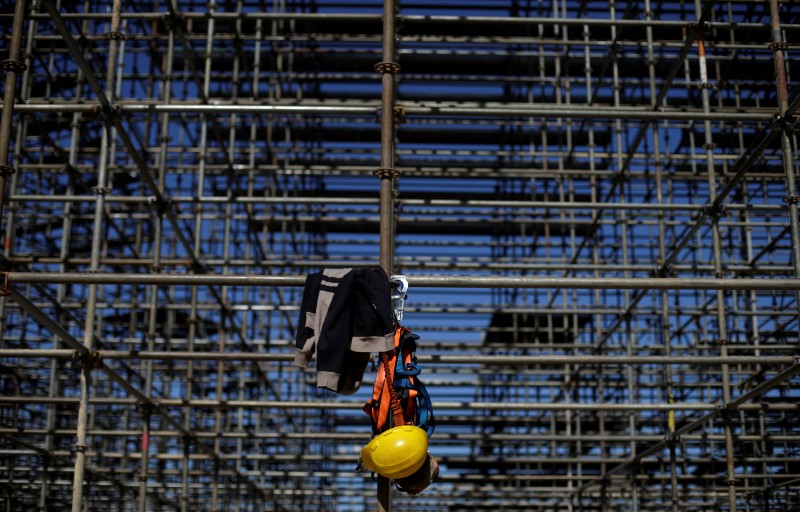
393;105;406;124
373;168;400;179
104;30;126;41
71;442;87;456
652;264;673;278
87;350;103;370
715;403;735;422
774;113;798;133
73;350;103;372
0;165;16;178
0;272;9;297
0;58;26;73
702;202;726;219
374;61;401;75
138;402;155;418
664;431;681;446
767;41;789;52
611;171;629;186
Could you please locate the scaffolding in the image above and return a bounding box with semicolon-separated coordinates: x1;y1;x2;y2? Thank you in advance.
1;0;799;511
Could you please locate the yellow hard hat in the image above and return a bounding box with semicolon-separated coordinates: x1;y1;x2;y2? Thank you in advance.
360;425;428;479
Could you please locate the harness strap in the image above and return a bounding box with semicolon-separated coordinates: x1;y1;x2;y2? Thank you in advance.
414;376;435;436
364;326;433;435
381;351;406;427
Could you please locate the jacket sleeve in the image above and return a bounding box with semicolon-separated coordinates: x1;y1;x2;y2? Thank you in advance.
294;272;322;367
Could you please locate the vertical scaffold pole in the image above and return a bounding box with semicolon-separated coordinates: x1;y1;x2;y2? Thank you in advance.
0;0;26;221
42;0;123;509
376;0;399;509
695;2;737;508
768;0;800;317
376;0;398;277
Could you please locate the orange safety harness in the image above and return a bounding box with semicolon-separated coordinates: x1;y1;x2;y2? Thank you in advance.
363;326;434;436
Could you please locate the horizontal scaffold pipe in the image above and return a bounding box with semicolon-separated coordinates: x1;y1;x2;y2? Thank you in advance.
6;194;787;213
14;163;790;181
4;427;797;444
4;452;799;470
7;272;800;291
9;11;800;31
4;258;798;277
1;396;797;412
5;427;800;445
0;349;795;367
14;102;776;122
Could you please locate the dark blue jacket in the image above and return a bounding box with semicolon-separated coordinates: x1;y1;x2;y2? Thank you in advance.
295;268;394;394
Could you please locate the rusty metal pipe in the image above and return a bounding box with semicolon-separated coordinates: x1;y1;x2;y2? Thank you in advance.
0;0;27;222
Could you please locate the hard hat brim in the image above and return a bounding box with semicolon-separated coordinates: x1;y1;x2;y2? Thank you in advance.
360;425;429;479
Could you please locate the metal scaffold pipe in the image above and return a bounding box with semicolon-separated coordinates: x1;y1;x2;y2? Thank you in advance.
12;102;777;122
0;349;796;367
7;272;800;291
376;0;398;508
769;0;800;317
0;0;26;222
2;395;797;413
5;193;788;212
377;0;398;276
39;0;123;508
8;11;800;31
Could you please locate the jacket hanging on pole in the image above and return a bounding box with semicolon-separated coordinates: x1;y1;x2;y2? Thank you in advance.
294;267;395;394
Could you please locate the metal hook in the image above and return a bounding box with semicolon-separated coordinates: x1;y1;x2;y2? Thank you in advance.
390;275;408;323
